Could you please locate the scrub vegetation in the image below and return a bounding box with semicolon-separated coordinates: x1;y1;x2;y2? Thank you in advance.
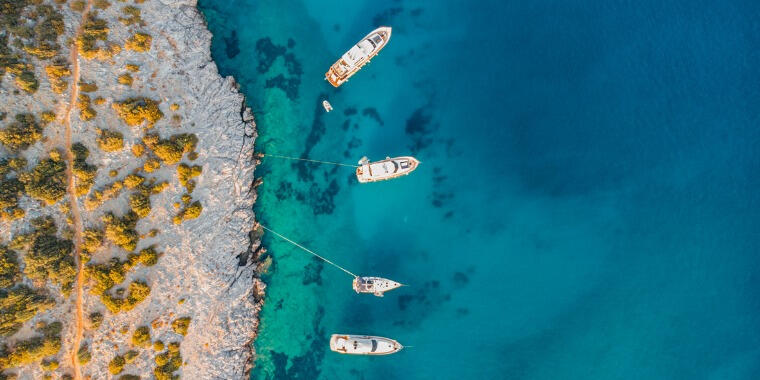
113;97;163;128
0;114;44;151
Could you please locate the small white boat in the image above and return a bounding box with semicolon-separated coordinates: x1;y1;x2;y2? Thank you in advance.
323;100;333;112
356;156;419;183
325;27;392;87
330;334;403;355
353;276;402;297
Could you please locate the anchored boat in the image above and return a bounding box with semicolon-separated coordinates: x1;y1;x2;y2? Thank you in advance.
356;156;419;183
353;276;402;297
330;334;404;355
323;100;333;112
325;27;392;87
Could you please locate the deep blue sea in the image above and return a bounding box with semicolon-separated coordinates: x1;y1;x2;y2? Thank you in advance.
198;0;760;378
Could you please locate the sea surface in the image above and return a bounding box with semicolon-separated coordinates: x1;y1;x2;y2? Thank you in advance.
197;1;760;379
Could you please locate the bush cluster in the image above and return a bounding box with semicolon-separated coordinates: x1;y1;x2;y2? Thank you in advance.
18;152;66;205
153;341;182;380
78;15;120;60
0;177;24;221
45;60;71;94
0;246;20;288
19;217;76;291
79;81;98;93
103;211;139;251
118;73;133;86
96;128;124;152
78;94;96;121
88;312;103;329
0;285;55;337
132;326;151;347
119;6;142;26
142;133;197;165
108;354;125;374
124;33;151;52
126;64;140;72
177;164;202;193
0;321;62;369
77;344;91;364
85;180;123;210
171;317;191;336
112;97;163;128
101;280;150;313
174;201;202;225
71;143;97;196
0;113;44;151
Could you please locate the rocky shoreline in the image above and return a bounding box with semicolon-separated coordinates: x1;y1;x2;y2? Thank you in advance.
0;0;263;378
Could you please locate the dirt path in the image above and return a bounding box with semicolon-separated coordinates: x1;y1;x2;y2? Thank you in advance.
62;2;94;379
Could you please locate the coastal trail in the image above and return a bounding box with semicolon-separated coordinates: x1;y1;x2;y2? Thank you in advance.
61;1;94;379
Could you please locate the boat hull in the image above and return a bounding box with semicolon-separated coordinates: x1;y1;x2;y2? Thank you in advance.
330;334;403;355
325;27;392;87
356;156;419;183
353;276;402;297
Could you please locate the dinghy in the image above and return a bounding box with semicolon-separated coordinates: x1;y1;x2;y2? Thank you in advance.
323;100;333;112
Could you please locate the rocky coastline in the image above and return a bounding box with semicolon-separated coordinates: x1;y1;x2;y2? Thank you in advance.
0;0;263;379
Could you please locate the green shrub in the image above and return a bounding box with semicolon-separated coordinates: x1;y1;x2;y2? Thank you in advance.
118;375;140;380
174;201;202;224
151;182;168;194
154;352;168;366
79;82;98;93
103;212;139;251
112;98;163;128
118;73;133;86
97;129;124;152
0;321;61;368
177;164;202;190
45;61;71;94
77;344;91;364
14;71;38;94
119;6;142;25
77;15;120;61
171;317;191;336
88;312;103;329
124;33;151;52
21;217;76;291
72;142;97;196
132;326;150;347
131;143;145;157
123;174;145;189
40;111;56;125
137;246;158;266
153;340;164;351
0;285;55;337
122;281;150;311
108;354;125;374
40;358;58;370
0;113;44;151
94;0;111;9
81;228;104;255
128;192;150;218
19;153;66;205
78;94;96;121
0;245;20;288
126;64;140;72
0;178;24;221
124;349;138;363
143;133;197;165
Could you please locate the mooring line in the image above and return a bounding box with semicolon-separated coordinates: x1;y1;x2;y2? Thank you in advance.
259;224;358;278
262;153;359;168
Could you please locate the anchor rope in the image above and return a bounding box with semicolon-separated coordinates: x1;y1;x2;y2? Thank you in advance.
259;224;358;278
262;154;359;168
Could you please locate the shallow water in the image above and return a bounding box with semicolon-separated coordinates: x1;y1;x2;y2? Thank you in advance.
198;0;760;378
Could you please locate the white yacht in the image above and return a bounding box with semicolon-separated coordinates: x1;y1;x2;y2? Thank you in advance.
325;27;392;87
356;156;419;183
353;276;402;297
330;334;404;355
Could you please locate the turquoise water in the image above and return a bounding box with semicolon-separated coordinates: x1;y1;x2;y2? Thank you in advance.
198;0;760;378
